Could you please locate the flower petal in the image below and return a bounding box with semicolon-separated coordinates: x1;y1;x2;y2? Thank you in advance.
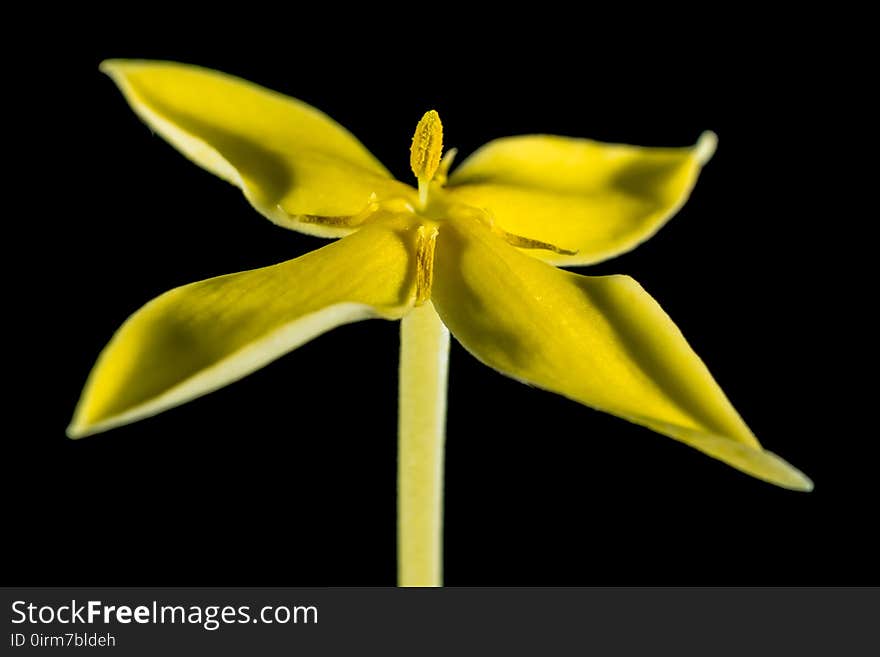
446;132;717;265
101;60;415;237
431;217;811;490
68;216;418;438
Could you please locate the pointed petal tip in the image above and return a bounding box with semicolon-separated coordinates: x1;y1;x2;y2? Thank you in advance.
65;419;88;440
695;130;718;164
66;398;126;440
99;59;139;85
759;449;813;492
786;467;814;493
98;59;125;76
99;59;155;78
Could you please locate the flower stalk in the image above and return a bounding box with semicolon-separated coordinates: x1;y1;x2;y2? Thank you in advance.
397;301;450;586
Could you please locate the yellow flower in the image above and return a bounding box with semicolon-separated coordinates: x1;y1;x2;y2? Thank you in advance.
69;60;812;586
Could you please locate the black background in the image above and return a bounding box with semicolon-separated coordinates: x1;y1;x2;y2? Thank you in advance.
6;12;869;585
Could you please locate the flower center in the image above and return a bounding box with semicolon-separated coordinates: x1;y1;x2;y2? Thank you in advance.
281;110;577;261
405;111;576;257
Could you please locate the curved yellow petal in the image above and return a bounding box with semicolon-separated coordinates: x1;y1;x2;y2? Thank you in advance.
68;216;418;438
446;132;717;266
431;217;811;490
101;60;415;238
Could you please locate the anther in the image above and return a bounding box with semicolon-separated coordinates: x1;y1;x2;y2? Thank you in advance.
495;230;579;256
414;224;439;305
298;214;362;227
466;206;578;256
277;193;380;229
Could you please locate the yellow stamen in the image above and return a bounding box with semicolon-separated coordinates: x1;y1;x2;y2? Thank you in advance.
434;148;458;186
460;205;578;256
299;214;362;227
277;193;380;229
410;110;444;207
415;224;439;305
495;229;578;256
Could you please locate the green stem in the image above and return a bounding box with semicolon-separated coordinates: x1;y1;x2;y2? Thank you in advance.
397;301;450;586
